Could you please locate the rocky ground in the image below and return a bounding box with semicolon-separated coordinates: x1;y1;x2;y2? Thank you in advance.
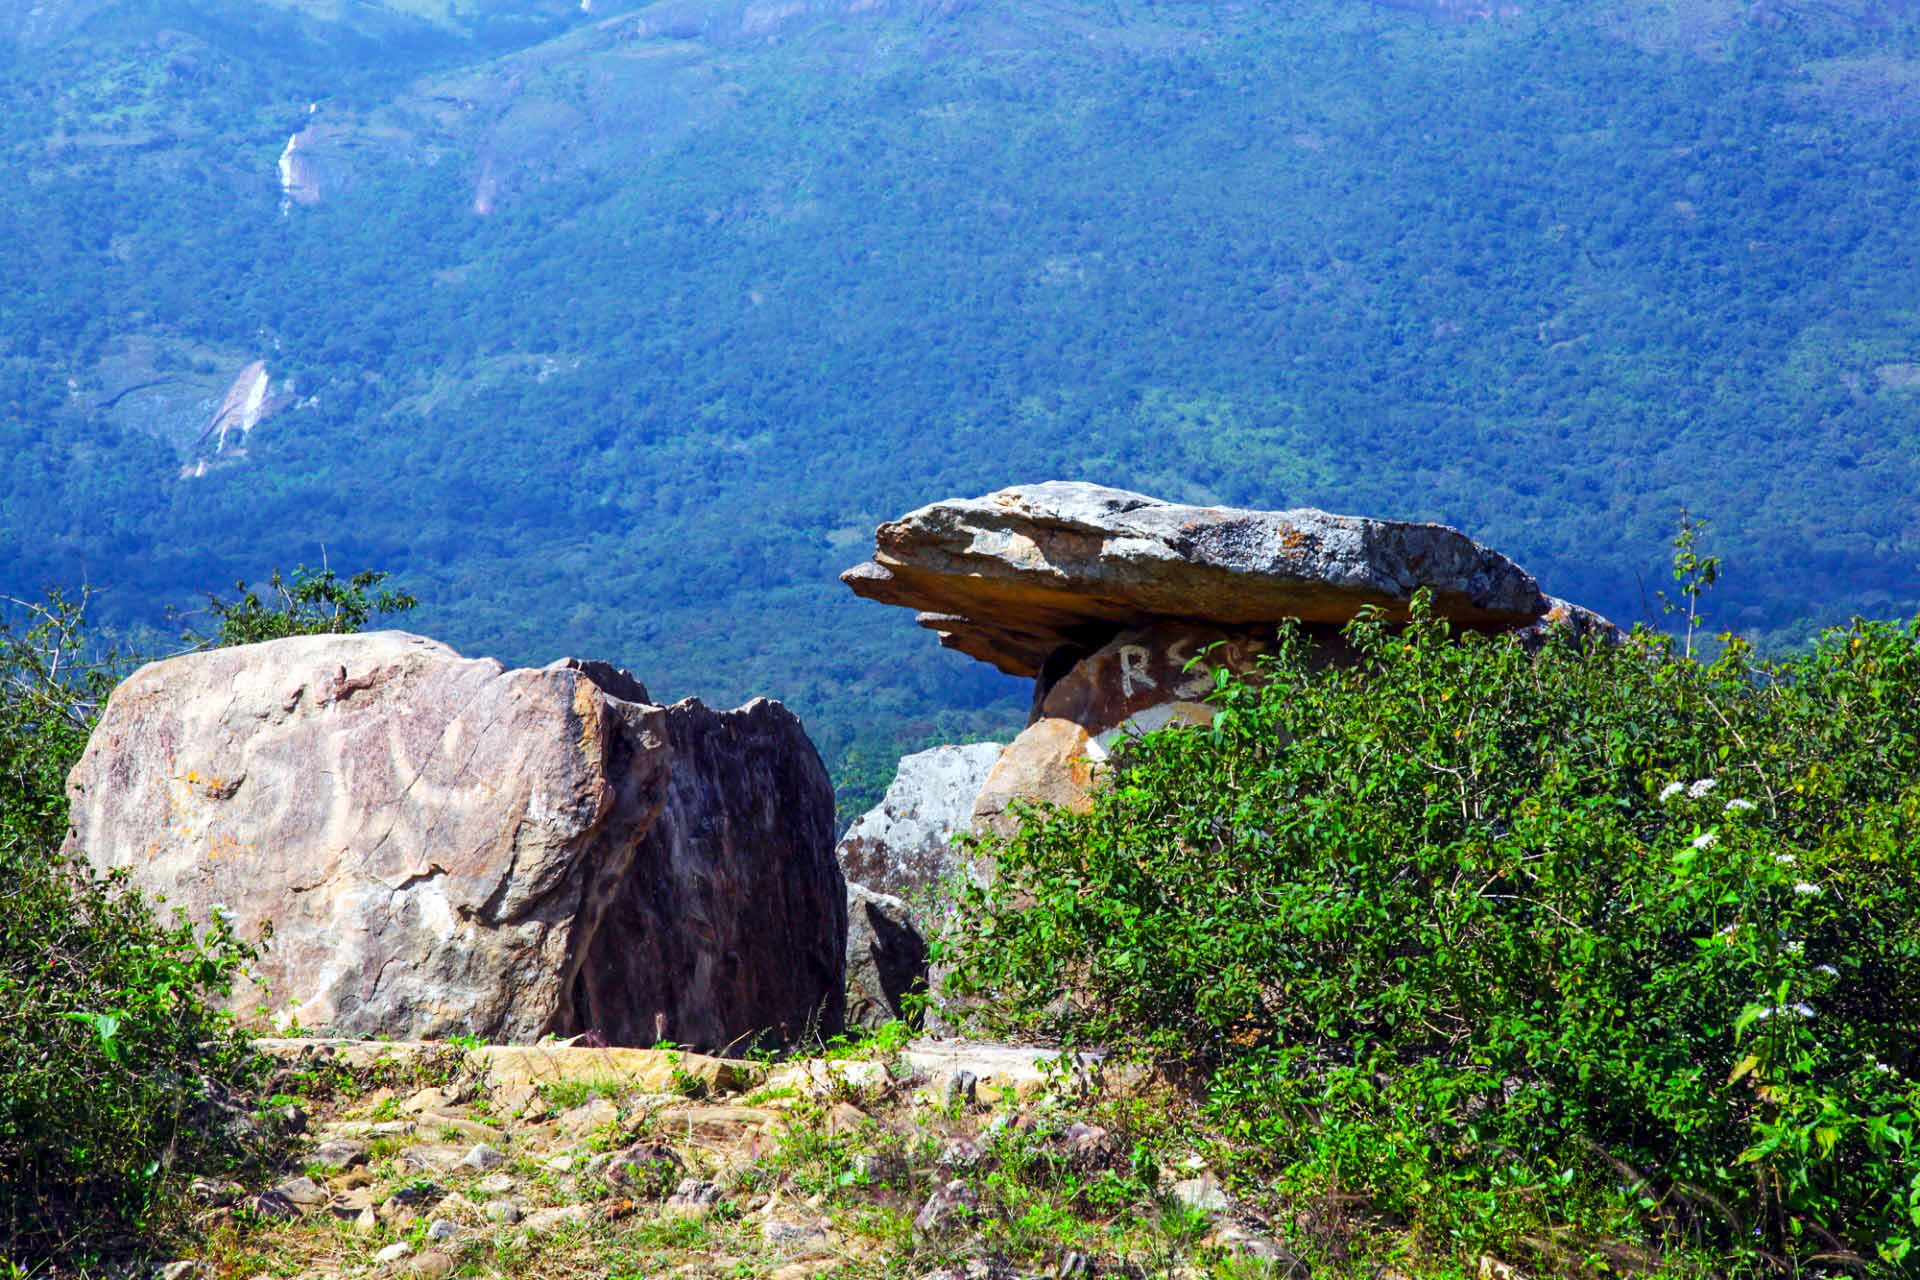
166;1034;1311;1280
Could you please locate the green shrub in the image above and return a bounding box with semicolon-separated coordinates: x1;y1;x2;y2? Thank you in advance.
0;592;266;1260
943;595;1920;1273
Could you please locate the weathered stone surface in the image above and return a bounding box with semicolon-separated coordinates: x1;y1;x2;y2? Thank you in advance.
66;632;844;1052
844;883;929;1031
573;697;846;1051
1035;622;1275;732
970;718;1100;838
835;743;1003;902
842;481;1557;676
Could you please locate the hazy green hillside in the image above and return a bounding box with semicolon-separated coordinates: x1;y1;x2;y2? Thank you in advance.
5;0;1920;805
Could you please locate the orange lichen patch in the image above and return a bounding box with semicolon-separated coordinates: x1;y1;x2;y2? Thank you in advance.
1277;526;1315;556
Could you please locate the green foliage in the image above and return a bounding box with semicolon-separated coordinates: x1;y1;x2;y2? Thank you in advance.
7;2;1920;792
190;564;418;647
0;593;264;1260
944;588;1920;1272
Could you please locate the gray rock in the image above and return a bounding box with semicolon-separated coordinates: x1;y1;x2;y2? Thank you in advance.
842;481;1565;676
156;1263;199;1280
425;1218;459;1243
663;1177;722;1218
271;1175;328;1207
484;1200;523;1224
520;1204;591;1235
913;1179;981;1235
374;1242;413;1265
607;1142;683;1196
461;1142;504;1171
945;1068;979;1111
307;1139;368;1172
406;1253;456;1280
844;882;930;1030
1169;1172;1231;1215
835;743;1003;900
66;632;845;1052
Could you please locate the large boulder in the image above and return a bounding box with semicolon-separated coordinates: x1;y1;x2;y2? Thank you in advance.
574;697;846;1051
835;742;1003;902
63;631;843;1051
843;883;930;1032
841;481;1565;676
833;743;1000;1029
845;482;1620;834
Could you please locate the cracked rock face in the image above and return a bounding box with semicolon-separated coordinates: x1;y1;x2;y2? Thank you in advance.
64;631;842;1049
841;481;1562;676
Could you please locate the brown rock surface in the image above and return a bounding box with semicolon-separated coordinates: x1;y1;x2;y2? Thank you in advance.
842;481;1558;676
970;718;1100;838
65;631;843;1051
574;697;846;1051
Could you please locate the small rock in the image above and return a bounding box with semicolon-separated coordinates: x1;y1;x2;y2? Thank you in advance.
352;1205;378;1235
1057;1255;1094;1279
520;1204;591;1235
272;1175;328;1207
374;1242;413;1266
246;1190;301;1221
389;1180;442;1206
1168;1173;1230;1215
663;1178;723;1219
937;1138;986;1172
401;1087;455;1116
914;1179;980;1236
484;1200;523;1225
425;1218;459;1243
308;1139;369;1172
475;1172;516;1195
461;1143;505;1172
1208;1226;1309;1275
540;1153;575;1173
406;1251;455;1280
945;1069;979;1111
852;1150;906;1183
554;1097;619;1138
278;1103;309;1133
157;1262;199;1280
608;1143;683;1197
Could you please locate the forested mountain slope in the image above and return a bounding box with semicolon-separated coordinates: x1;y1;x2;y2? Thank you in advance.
5;0;1920;798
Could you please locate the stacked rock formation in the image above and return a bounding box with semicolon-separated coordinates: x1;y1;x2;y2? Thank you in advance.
833;743;1001;1030
65;632;845;1052
834;482;1619;1021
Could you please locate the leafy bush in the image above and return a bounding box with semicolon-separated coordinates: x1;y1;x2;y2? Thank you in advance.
0;592;265;1260
944;593;1920;1273
189;565;417;647
0;571;417;1262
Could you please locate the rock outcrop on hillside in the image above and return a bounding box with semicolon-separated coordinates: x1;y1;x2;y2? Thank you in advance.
840;481;1564;676
835;743;1002;902
833;743;999;1028
575;697;845;1051
843;482;1620;836
64;632;843;1051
